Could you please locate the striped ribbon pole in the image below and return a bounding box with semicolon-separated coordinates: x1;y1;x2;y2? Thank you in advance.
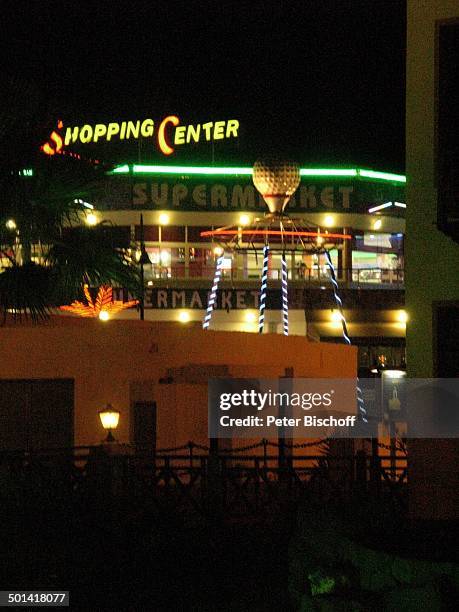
202;255;224;330
324;250;367;422
324;250;351;344
281;253;289;336
258;245;269;333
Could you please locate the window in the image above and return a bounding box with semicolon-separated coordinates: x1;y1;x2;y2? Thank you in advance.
437;20;459;242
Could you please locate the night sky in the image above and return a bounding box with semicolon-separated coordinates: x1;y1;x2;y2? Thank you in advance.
3;0;406;170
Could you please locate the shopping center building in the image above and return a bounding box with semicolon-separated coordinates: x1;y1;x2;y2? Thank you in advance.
88;163;406;370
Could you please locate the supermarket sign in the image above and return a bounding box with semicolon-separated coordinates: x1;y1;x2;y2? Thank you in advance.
99;177;405;213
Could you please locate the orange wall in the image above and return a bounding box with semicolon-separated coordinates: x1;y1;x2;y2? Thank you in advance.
0;317;356;447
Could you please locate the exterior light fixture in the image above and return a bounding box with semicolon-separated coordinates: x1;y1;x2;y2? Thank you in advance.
368;202;393;214
359;169;406;183
74;198;94;209
111;164;406;183
383;369;406;379
158;213;170;225
85;212;98;226
397;310;408;323
245;311;257;323
316;235;324;246
331;309;343;323
98;310;110;321
5;219;17;230
160;250;170;265
213;246;224;256
99;403;120;442
178;310;190;323
373;219;382;230
239;214;251;226
323;215;335;228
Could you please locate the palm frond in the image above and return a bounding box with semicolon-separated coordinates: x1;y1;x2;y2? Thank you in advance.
0;264;57;323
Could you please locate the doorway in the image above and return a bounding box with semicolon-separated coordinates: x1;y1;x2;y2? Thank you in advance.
0;379;74;451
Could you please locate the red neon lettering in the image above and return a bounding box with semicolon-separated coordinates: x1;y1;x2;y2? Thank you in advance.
41;124;64;155
158;115;179;155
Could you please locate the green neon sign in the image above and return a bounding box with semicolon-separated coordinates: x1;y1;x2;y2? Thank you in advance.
132;164;253;175
300;168;357;177
358;169;406;183
109;164;406;184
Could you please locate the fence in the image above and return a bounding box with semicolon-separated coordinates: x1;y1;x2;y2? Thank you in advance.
147;265;404;287
0;440;408;520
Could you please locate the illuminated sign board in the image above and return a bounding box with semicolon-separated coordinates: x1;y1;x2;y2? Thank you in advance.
41;116;240;156
113;287;302;310
97;176;405;213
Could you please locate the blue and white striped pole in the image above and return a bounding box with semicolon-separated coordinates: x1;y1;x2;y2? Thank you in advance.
324;250;351;344
258;245;269;333
281;253;289;336
324;250;367;422
203;255;224;330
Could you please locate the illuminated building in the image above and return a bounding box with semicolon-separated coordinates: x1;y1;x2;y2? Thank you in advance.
92;163;406;369
0;317;355;449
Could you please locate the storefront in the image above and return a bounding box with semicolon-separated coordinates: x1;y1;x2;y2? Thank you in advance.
88;163;407;367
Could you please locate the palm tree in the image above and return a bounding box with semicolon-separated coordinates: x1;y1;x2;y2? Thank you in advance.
0;78;140;321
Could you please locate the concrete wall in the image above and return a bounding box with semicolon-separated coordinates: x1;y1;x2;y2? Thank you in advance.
0;317;356;448
406;0;459;378
406;0;459;519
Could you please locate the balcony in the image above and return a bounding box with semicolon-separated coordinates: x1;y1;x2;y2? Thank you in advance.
144;263;405;290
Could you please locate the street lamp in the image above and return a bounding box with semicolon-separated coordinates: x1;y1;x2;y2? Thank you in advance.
99;403;120;442
138;214;151;321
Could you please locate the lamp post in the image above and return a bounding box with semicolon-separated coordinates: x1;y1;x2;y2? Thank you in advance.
99;403;120;443
138;214;151;321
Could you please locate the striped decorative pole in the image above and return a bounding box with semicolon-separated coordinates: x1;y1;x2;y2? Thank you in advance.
324;250;367;422
203;255;224;330
258;245;269;333
324;250;351;344
281;253;289;336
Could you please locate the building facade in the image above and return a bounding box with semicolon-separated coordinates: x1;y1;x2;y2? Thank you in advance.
0;317;355;450
91;163;406;370
406;0;459;519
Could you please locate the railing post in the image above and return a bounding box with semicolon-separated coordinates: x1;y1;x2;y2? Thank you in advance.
188;441;194;473
370;451;382;497
278;367;294;480
207;440;223;522
200;455;207;506
355;449;367;489
254;457;260;511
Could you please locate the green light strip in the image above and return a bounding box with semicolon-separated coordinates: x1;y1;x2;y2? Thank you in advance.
111;164;130;174
358;169;406;183
109;164;406;183
133;164;252;175
300;168;357;176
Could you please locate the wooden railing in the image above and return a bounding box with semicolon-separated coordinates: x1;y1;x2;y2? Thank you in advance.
0;443;408;519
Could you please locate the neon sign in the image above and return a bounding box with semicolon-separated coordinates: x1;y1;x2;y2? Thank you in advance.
41;120;64;155
41;116;240;156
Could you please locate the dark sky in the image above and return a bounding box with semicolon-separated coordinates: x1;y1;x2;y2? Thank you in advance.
3;0;406;171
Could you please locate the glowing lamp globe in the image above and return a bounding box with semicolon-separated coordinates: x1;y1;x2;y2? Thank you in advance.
252;159;300;214
99;403;120;442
